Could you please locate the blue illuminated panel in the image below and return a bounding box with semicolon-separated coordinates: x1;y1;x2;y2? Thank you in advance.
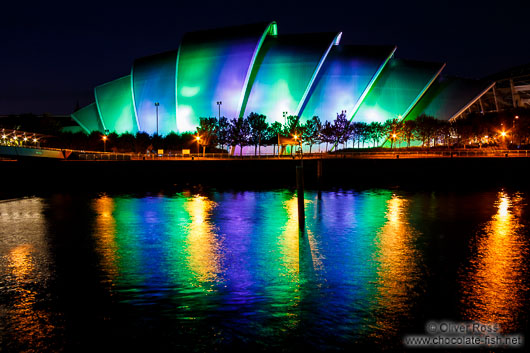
132;50;178;135
299;45;395;124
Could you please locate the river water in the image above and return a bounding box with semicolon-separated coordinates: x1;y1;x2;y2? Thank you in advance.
1;188;529;351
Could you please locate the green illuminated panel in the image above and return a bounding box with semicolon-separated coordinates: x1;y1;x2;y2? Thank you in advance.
407;76;494;121
242;33;339;123
353;59;444;125
71;102;103;133
95;75;138;134
177;23;276;133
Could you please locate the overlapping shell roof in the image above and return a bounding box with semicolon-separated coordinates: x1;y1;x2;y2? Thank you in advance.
72;21;492;136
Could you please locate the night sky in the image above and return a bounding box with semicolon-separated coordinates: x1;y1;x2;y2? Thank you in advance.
1;0;528;115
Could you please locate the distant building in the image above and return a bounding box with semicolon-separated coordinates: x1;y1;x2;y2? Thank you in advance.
72;22;493;135
464;63;530;115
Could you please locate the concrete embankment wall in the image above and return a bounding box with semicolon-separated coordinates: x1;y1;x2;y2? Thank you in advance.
1;158;529;192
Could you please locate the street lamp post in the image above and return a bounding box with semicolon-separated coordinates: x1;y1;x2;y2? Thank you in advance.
513;115;519;145
103;135;107;152
217;101;222;145
154;102;160;136
216;101;222;119
196;135;201;155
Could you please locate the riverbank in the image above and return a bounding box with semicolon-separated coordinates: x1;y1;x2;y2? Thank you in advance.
1;157;530;192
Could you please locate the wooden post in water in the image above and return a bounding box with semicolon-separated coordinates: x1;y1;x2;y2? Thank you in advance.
296;165;305;230
317;159;323;184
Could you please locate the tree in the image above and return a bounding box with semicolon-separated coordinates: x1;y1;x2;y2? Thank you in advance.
302;116;321;153
134;131;151;153
402;120;416;147
415;114;438;147
229;117;250;156
196;117;218;154
152;133;163;151
285;115;301;136
436;120;451;147
383;119;400;148
116;132;135;152
247;113;268;156
332;111;350;149
353;122;369;148
368;122;384;147
266;121;283;156
217;116;230;151
320;121;334;152
163;132;181;151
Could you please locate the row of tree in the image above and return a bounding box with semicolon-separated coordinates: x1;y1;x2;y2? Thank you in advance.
193;108;530;154
12;108;530;153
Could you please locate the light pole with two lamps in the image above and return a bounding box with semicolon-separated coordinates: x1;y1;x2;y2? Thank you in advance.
216;101;222;119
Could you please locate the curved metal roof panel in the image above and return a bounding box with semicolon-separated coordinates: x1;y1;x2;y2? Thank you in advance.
132;50;178;135
407;76;495;121
242;32;340;124
353;59;445;124
299;45;396;124
95;75;138;134
176;22;276;132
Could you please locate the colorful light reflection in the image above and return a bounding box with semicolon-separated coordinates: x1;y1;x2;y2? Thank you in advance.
460;191;530;332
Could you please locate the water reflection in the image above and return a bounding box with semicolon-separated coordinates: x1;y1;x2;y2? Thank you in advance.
3;189;528;351
460;191;529;332
183;195;222;285
0;198;55;352
367;195;423;340
92;196;119;284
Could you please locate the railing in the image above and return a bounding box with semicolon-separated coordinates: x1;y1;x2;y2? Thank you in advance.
4;144;529;161
77;152;131;160
128;149;530;160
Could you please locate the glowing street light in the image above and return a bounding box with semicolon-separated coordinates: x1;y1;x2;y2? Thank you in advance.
195;135;201;154
501;131;507;137
102;135;108;152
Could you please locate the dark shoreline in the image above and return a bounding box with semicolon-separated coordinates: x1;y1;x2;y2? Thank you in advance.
1;157;530;194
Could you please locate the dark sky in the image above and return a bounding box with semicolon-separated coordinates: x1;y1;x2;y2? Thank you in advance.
1;0;528;115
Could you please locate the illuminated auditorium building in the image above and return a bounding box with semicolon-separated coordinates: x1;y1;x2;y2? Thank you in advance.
72;22;493;140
